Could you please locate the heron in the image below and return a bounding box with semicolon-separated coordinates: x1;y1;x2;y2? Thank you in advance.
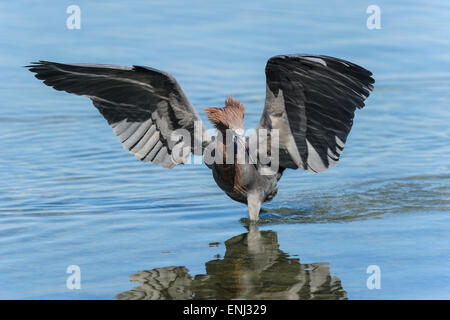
27;54;374;221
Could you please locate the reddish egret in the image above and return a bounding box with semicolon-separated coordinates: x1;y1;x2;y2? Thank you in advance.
27;54;374;221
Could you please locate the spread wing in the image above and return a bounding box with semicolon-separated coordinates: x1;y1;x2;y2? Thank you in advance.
256;54;374;173
27;61;211;168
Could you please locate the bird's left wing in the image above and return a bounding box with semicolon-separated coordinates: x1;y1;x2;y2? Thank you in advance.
27;61;211;168
255;54;374;173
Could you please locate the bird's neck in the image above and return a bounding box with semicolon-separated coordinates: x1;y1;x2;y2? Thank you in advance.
214;128;246;194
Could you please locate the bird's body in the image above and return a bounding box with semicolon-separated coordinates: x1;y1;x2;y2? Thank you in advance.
27;54;374;221
212;145;281;220
212;159;280;204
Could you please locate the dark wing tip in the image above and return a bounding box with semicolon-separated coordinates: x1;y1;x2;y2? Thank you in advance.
267;53;375;89
24;61;39;68
25;61;44;69
132;65;178;84
26;61;57;76
26;60;53;66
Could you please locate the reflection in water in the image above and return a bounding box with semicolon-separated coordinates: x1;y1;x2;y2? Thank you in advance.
116;225;347;300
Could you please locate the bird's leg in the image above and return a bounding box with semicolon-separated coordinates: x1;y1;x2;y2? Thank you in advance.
247;192;262;221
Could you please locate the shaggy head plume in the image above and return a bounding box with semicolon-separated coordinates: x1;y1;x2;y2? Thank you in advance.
205;97;245;132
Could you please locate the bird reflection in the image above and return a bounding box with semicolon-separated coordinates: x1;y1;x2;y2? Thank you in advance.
116;224;347;300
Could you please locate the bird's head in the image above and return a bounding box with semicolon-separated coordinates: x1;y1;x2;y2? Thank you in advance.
205;97;245;137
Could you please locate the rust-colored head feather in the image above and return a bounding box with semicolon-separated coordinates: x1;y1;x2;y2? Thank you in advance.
205;97;245;132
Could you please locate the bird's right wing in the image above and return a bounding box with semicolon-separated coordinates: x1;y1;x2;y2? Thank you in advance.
255;54;374;173
27;61;211;168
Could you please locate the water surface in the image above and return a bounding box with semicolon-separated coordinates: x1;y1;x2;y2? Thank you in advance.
0;0;449;299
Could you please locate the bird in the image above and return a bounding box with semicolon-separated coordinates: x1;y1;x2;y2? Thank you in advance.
27;54;374;221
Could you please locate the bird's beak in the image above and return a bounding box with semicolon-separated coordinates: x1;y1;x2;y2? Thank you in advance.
234;134;245;148
232;128;245;147
233;129;256;164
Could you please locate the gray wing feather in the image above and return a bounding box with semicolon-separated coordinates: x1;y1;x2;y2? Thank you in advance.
27;61;211;168
257;54;374;173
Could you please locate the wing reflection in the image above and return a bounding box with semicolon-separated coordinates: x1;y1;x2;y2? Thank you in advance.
116;224;347;300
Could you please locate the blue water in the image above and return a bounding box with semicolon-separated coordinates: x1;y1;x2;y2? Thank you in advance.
0;0;449;299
